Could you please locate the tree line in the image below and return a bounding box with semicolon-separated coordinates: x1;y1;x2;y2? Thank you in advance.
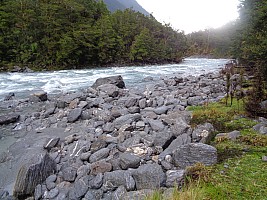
0;0;187;71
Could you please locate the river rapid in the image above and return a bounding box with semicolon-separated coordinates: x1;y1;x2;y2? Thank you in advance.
0;58;229;101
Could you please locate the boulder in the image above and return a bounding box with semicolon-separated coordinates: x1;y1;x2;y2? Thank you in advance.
0;113;20;125
132;164;166;190
67;108;82;123
97;84;119;97
192;123;214;143
68;176;89;199
113;114;141;129
147;119;165;132
92;75;125;89
173;143;217;168
165;170;185;187
119;153;141;170
13;153;57;199
253;123;267;135
103;170;135;191
89;148;110;163
61;166;77;182
32;91;48;102
90;160;112;175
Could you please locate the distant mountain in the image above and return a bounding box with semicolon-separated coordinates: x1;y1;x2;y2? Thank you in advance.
103;0;149;15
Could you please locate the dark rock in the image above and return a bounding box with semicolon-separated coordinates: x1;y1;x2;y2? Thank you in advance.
4;92;15;101
67;108;82;123
84;189;103;200
160;133;191;159
119;153;141;170
69;176;89;199
91;140;107;153
91;160;112;175
0;113;20;125
92;75;125;89
62;166;77;182
32;91;48;101
89;148;110;163
103;170;135;191
173;143;217;168
165;170;185;187
13;153;57;199
77;165;91;180
113;113;141;129
43;137;60;150
132;164;166;190
153;131;173;148
88;173;103;189
97;84;120;97
147;119;165;132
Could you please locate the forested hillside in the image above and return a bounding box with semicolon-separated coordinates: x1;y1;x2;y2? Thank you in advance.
0;0;187;71
103;0;149;15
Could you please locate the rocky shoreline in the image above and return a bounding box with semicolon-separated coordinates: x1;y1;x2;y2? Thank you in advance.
0;72;226;200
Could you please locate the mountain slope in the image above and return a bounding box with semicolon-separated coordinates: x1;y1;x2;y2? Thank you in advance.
103;0;149;15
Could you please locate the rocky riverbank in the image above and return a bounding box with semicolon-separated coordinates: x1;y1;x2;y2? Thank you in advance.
0;73;226;200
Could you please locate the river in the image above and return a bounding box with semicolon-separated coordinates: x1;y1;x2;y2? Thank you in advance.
0;58;229;100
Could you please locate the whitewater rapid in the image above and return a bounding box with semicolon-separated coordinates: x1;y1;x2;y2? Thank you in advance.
0;58;229;100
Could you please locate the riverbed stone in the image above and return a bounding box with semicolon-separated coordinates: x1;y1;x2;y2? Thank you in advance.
89;148;110;163
62;166;77;182
67;108;82;123
132;164;165;190
173;143;217;168
91;160;112;175
119;152;141;170
0;113;20;125
103;170;135;191
13;153;57;199
92;75;125;89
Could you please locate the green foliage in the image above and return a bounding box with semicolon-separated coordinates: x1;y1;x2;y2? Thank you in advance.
188;99;248;132
0;1;187;70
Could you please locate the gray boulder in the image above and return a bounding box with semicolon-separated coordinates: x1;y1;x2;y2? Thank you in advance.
89;148;110;163
103;170;135;191
215;130;241;141
67;108;82;123
0;113;20;125
113;114;141;129
119;153;141;169
92;75;125;89
97;84;119;97
132;164;166;190
147;119;165;132
13;153;56;199
192;123;214;143
253;123;267;135
165;170;185;187
62;166;77;182
173;143;217;168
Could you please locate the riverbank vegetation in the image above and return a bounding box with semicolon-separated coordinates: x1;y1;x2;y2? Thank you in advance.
0;0;187;71
147;99;267;200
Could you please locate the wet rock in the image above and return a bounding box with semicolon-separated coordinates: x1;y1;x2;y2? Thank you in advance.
91;160;112;175
119;153;141;170
89;148;110;163
165;170;185;187
13;153;56;199
173;143;217;168
132;164;166;190
62;166;77;182
92;75;125;89
0;113;20;125
32;91;48;102
103;170;135;191
67;108;82;123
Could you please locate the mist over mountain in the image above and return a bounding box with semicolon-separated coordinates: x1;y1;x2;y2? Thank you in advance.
103;0;149;15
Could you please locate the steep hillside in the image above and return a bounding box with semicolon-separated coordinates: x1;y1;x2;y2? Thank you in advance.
103;0;149;15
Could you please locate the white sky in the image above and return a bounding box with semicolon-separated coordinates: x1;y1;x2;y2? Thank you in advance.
136;0;240;33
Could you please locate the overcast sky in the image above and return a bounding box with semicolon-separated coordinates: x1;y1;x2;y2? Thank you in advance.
136;0;240;33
